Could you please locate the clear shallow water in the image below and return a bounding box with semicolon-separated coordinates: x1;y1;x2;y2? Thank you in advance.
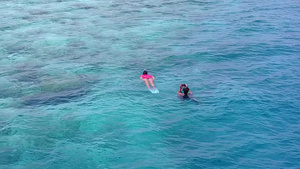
1;0;300;168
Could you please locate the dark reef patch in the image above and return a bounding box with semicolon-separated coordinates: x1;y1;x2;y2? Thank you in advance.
23;88;88;106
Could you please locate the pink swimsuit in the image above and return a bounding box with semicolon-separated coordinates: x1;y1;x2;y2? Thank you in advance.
140;74;153;79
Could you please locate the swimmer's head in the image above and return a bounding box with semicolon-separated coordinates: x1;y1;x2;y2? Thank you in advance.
183;87;189;95
143;70;148;75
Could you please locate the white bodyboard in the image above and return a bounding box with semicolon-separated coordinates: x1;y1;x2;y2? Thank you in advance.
149;88;159;93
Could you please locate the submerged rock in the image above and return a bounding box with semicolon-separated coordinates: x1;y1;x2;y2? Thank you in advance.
23;88;88;106
22;75;96;106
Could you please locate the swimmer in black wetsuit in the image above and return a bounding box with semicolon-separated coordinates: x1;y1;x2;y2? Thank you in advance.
177;84;193;98
177;84;199;104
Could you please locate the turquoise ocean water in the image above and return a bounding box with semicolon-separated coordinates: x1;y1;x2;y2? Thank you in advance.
1;0;300;168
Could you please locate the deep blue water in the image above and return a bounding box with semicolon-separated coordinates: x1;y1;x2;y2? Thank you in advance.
0;0;300;168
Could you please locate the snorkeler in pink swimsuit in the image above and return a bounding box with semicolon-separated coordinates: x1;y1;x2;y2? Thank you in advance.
140;69;156;89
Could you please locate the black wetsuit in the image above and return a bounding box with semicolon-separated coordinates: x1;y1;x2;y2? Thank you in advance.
179;94;199;104
183;94;189;99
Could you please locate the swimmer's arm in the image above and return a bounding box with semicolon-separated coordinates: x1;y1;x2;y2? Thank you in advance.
189;90;193;95
177;90;184;96
179;85;183;91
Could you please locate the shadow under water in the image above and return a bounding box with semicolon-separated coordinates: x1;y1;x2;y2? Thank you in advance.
22;88;89;106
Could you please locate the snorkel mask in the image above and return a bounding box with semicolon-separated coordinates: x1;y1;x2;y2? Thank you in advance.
143;68;147;75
